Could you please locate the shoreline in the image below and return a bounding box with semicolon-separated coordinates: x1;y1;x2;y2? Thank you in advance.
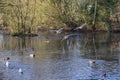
0;28;120;37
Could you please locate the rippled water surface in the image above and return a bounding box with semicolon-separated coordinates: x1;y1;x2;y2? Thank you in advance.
0;32;120;80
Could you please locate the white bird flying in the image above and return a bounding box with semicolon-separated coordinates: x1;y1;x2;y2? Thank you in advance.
56;28;64;34
74;23;87;30
50;28;64;34
62;34;79;40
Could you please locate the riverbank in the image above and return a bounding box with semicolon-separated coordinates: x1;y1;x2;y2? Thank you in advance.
0;29;120;37
0;22;120;37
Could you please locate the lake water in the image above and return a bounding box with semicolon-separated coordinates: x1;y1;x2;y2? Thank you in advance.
0;32;120;80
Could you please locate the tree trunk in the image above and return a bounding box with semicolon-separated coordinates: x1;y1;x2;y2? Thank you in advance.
92;0;97;32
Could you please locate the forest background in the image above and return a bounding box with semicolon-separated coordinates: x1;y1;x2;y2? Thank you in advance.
0;0;120;35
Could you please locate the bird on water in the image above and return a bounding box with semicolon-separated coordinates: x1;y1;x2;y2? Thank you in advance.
3;57;10;61
89;60;95;64
5;61;9;67
29;54;35;58
19;68;23;74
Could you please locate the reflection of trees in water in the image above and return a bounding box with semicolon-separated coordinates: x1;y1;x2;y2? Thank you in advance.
63;33;120;60
1;36;34;56
62;35;81;56
1;36;35;53
83;33;112;59
18;37;26;49
1;33;120;59
0;73;4;79
119;54;120;71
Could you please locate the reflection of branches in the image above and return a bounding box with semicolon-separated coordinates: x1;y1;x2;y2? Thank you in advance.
81;33;97;59
18;37;26;50
82;35;89;49
92;34;96;53
65;37;81;53
92;33;97;59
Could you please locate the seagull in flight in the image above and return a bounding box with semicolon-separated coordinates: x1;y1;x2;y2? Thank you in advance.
50;28;64;34
74;23;87;30
56;28;64;34
62;34;79;40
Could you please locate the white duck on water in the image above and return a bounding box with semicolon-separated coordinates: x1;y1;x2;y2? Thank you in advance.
89;60;95;64
18;68;23;74
29;54;35;58
5;61;9;67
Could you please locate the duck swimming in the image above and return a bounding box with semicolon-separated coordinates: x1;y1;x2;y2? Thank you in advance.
89;60;95;64
29;54;35;58
3;57;10;61
19;68;23;74
5;61;9;67
101;71;106;77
